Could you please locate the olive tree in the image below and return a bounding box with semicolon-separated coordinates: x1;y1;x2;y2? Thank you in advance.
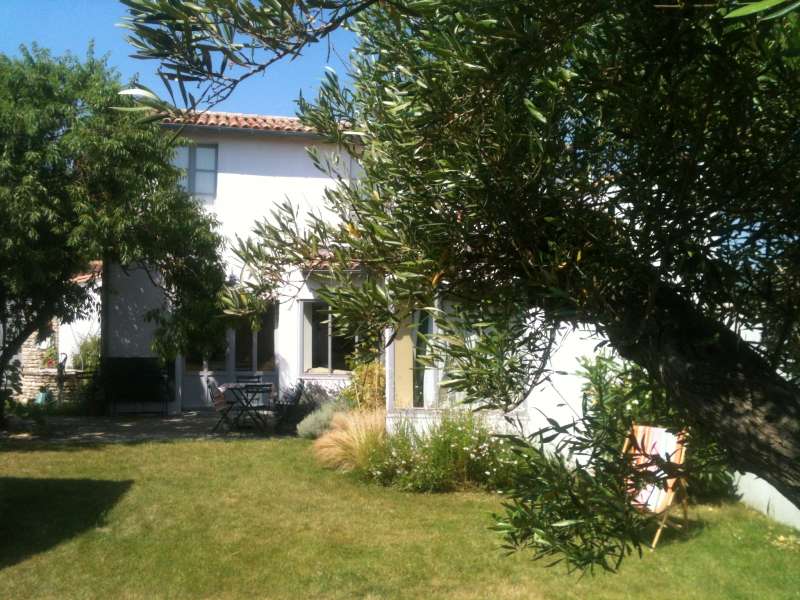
121;0;800;568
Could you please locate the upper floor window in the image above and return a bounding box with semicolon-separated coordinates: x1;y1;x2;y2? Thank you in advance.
173;144;218;203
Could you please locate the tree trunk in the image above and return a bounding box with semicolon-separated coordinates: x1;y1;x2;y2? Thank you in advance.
0;312;54;427
599;281;800;509
0;361;5;427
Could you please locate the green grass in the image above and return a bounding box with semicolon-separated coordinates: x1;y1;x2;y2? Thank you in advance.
1;437;798;599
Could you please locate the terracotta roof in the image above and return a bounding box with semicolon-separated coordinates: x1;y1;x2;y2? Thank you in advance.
163;111;315;134
71;260;103;285
304;249;361;272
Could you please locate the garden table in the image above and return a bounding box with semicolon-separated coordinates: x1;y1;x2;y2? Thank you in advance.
217;382;274;433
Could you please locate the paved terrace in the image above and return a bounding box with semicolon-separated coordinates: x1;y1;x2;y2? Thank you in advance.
1;413;268;444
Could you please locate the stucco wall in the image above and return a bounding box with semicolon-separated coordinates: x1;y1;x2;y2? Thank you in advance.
520;327;602;431
172;130;351;409
58;287;101;369
385;324;601;435
736;473;800;530
188;131;348;266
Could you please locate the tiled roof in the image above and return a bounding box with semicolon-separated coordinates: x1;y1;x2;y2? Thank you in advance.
71;260;103;285
304;249;361;272
163;111;315;134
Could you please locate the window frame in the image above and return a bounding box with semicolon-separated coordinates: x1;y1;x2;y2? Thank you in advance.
235;309;276;373
412;310;433;408
184;307;276;374
176;144;218;203
301;300;354;376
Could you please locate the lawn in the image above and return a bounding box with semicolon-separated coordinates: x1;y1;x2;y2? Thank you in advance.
1;437;798;599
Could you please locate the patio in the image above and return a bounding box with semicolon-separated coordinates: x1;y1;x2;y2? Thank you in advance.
0;413;264;445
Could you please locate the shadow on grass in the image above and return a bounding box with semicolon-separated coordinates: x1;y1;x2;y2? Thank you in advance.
0;414;297;453
644;515;707;549
0;477;133;569
0;434;296;454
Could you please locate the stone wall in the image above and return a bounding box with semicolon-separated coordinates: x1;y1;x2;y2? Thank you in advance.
13;325;91;403
19;324;57;370
16;368;89;404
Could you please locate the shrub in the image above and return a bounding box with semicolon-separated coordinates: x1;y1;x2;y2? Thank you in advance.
40;343;58;368
297;399;343;439
278;382;330;434
5;395;48;432
338;361;385;410
366;410;518;492
313;410;385;473
71;334;101;371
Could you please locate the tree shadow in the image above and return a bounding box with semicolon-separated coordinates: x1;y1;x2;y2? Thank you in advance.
644;515;707;549
0;477;133;569
0;413;286;452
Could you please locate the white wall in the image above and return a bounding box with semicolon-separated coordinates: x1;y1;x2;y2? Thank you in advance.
58;287;101;369
188;131;348;269
174;130;351;409
521;326;603;432
737;473;800;530
385;324;602;436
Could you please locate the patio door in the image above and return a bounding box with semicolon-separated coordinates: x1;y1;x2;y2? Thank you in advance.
180;306;277;409
234;306;278;398
181;333;228;410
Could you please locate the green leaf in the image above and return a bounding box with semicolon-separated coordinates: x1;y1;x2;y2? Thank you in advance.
763;0;800;18
523;98;547;124
551;519;583;527
725;0;787;18
119;87;160;101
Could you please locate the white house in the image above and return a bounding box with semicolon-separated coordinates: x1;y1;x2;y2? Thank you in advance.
103;112;357;413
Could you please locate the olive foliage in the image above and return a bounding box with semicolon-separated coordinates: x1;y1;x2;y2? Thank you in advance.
122;0;800;569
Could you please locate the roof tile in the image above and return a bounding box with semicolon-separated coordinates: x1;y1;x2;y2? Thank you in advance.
163;111;314;134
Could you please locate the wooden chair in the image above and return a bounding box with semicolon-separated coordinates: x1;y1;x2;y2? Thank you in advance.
208;380;240;433
622;424;689;549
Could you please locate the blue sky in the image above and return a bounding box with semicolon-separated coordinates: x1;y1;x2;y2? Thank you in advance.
0;0;356;116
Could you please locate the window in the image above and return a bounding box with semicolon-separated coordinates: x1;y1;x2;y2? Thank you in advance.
185;339;227;372
303;301;354;374
235;308;276;372
185;307;275;373
413;311;433;408
173;144;218;203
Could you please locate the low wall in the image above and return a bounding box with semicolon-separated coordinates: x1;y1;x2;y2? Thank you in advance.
386;407;530;437
736;473;800;530
16;369;91;404
387;408;800;532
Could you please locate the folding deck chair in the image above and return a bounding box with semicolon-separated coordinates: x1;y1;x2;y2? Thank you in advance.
622;424;689;549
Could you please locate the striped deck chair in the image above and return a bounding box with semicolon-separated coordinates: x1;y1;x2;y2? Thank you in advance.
622;424;689;549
